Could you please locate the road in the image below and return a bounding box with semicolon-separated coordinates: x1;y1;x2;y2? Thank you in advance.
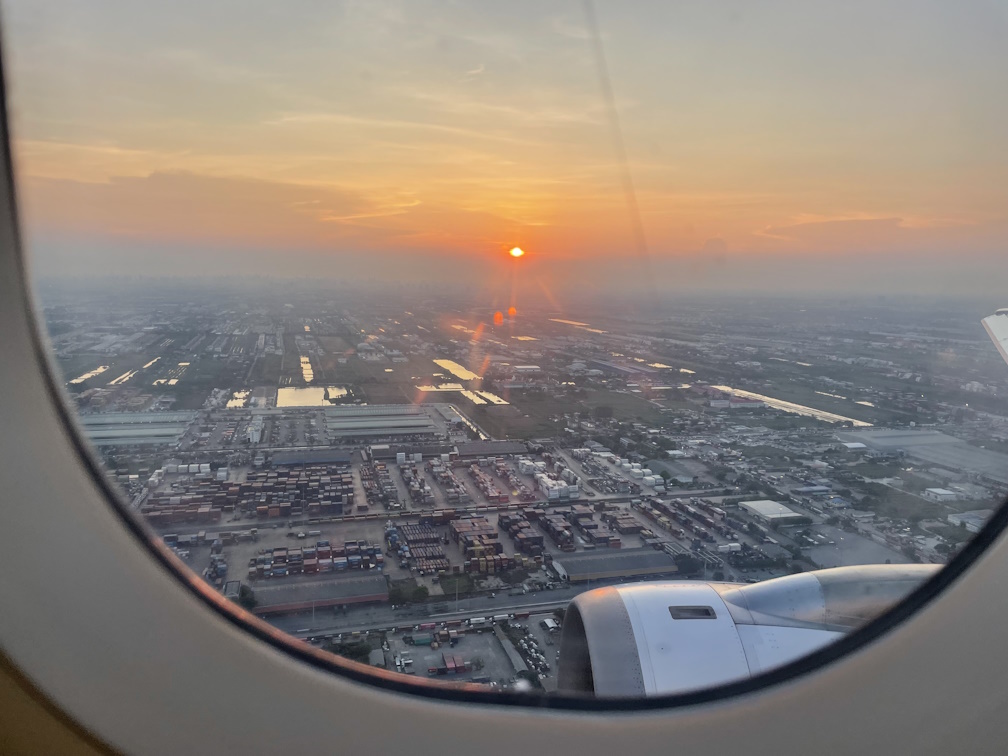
265;576;642;637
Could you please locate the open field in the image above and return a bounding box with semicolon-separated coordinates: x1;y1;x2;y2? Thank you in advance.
317;335;352;354
580;389;665;424
468;404;557;440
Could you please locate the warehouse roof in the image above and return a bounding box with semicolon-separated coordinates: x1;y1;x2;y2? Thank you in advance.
322;404;425;417
79;411;198;425
456;440;528;457
552;548;678;582
79;411;197;446
255;574;388;615
740;499;804;522
948;509;993;533
272;449;353;466
324;407;439;438
368;444;454;461
837;428;1008;485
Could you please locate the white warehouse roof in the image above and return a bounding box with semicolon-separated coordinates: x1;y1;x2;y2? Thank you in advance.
740;499;804;523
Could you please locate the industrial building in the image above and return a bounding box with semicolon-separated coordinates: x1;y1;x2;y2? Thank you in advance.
362;440;526;463
246;416;263;444
947;510;993;534
368;443;454;461
837;429;1008;486
923;487;959;503
272;448;353;466
253;574;389;615
456;440;528;457
551;548;678;583
323;405;438;441
587;359;659;377
79;411;197;447
739;499;807;526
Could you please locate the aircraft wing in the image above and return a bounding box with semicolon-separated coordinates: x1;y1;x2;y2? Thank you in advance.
983;309;1008;367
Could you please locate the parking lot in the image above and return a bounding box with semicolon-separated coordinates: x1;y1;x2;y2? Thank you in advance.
512;613;561;691
386;627;519;685
808;525;909;568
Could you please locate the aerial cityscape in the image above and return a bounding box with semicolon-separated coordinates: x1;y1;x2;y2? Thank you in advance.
6;0;1008;697
37;276;1008;690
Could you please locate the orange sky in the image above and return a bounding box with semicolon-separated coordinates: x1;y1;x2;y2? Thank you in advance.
4;1;1008;291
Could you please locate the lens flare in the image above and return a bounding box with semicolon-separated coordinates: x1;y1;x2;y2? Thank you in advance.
509;247;525;258
493;311;504;326
508;306;517;318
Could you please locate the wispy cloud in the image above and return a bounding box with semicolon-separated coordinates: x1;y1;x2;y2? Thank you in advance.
4;0;1007;274
264;111;543;146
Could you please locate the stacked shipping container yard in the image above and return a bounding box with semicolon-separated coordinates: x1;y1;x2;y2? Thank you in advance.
144;463;354;525
360;460;398;510
497;512;545;556
248;539;383;580
467;464;510;504
426;459;472;505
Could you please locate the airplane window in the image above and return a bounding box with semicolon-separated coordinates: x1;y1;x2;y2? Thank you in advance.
4;0;1007;703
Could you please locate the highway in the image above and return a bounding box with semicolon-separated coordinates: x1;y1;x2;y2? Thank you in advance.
265;579;625;638
260;554;749;639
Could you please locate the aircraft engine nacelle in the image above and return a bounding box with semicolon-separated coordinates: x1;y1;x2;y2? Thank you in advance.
556;564;938;697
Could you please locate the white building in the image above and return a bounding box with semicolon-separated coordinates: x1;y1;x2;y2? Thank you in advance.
740;499;806;526
247;416;264;444
923;488;958;503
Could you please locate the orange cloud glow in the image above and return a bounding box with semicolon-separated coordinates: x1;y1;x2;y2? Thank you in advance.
3;0;1006;288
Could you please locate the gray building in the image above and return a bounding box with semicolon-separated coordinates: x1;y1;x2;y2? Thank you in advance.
254;574;389;615
552;548;678;583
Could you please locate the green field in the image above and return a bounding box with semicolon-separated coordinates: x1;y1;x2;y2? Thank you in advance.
250;354;282;385
737;444;796;466
851;462;902;479
468;404;559;440
580;389;665;424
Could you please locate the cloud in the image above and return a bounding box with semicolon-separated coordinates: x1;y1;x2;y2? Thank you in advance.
744;215;1008;262
18;171;373;246
265;110;543;146
751;217;920;252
